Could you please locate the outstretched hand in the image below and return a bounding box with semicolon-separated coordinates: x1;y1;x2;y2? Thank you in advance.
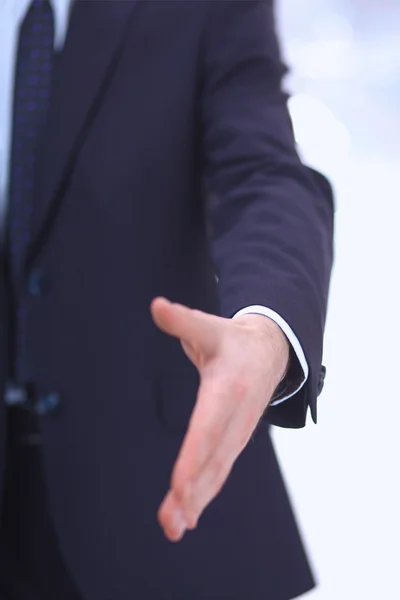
150;297;289;542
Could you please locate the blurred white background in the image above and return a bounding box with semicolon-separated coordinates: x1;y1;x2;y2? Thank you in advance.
272;1;400;598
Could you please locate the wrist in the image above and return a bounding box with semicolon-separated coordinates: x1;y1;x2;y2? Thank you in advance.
234;313;290;380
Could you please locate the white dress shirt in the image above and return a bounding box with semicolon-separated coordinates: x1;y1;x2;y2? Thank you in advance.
0;0;308;404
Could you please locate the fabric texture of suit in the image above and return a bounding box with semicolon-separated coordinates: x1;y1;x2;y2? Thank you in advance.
0;2;334;599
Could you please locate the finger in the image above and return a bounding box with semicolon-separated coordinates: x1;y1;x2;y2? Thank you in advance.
175;376;232;476
168;378;238;524
179;409;254;525
171;378;261;525
156;376;230;539
158;489;187;542
150;297;221;356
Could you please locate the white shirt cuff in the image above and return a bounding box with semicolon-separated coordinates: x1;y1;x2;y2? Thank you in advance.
232;305;308;406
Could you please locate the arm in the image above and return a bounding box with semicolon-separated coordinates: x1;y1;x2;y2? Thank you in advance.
202;0;334;428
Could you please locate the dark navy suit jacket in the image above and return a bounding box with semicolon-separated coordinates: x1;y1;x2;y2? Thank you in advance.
0;2;334;599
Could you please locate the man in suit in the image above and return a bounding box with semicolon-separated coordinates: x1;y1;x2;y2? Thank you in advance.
0;1;333;599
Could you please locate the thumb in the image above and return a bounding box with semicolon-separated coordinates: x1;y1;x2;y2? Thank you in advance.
150;297;220;355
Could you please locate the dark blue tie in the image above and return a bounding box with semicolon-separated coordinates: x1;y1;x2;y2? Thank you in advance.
7;0;54;385
8;0;55;280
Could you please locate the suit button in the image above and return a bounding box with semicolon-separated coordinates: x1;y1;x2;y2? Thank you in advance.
28;269;47;296
3;381;29;407
317;366;326;396
35;392;61;415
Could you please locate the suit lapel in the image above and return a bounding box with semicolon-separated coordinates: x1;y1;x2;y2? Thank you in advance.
31;0;138;253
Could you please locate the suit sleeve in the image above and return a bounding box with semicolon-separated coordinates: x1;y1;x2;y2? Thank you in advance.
201;0;334;428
